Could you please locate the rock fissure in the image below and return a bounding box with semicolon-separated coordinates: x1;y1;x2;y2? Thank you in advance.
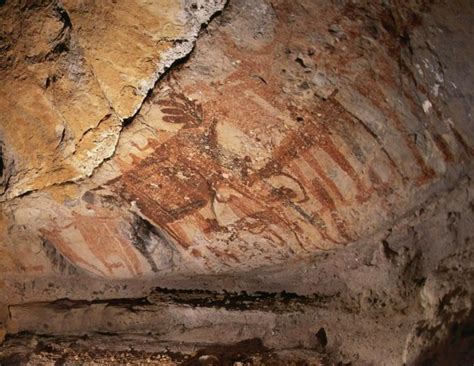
0;0;228;201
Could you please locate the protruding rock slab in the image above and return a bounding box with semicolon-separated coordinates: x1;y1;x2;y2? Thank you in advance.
0;0;226;199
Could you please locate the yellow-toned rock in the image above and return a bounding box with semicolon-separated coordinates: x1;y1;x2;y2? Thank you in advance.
0;0;226;199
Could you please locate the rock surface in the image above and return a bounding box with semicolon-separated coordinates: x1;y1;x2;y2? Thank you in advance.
0;0;225;199
0;0;473;364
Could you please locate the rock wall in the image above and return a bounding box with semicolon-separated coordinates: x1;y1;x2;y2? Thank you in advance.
0;0;473;364
0;0;225;199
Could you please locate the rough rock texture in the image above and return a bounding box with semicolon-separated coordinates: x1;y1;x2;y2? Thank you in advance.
0;0;473;364
0;0;225;199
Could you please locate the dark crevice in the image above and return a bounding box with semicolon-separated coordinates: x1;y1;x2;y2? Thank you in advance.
130;216;160;273
129;214;179;273
148;288;335;312
416;310;474;366
11;288;337;314
40;239;83;276
121;55;194;128
316;327;328;348
14;297;152;311
54;4;72;30
0;144;4;178
119;12;202;128
0;141;12;195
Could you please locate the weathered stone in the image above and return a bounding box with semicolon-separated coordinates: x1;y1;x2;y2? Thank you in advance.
0;0;473;364
0;0;225;199
2;0;472;280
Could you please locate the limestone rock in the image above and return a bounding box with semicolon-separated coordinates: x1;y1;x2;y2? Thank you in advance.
0;0;226;199
0;0;473;364
2;0;472;279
